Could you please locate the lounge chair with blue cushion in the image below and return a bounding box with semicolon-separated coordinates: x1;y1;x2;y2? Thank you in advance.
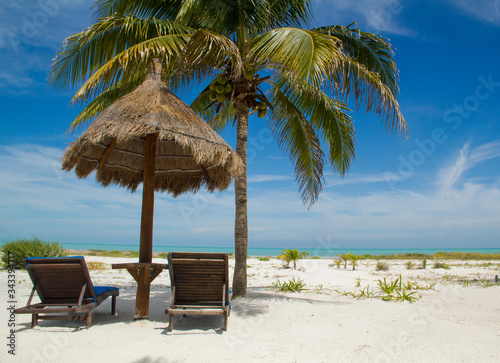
15;256;119;329
165;252;231;331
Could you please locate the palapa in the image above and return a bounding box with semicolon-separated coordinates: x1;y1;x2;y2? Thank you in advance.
61;60;243;319
62;61;243;195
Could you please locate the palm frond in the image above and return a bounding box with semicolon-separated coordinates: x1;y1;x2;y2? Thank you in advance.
71;34;191;104
49;14;193;90
313;25;406;135
92;0;179;20
313;24;399;95
69;79;142;131
276;76;356;175
332;57;406;135
180;29;243;78
190;87;235;131
250;28;342;88
269;85;325;206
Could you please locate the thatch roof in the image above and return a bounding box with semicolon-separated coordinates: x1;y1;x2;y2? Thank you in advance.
62;61;243;196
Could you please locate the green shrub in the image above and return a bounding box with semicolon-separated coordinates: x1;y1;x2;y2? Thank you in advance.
432;261;450;269
258;256;270;261
1;237;66;269
376;260;389;271
405;261;415;270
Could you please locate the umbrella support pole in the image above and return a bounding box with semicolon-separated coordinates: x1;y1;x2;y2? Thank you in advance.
136;134;157;319
111;263;168;319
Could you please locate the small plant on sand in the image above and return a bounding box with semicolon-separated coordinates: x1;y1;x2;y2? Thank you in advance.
307;284;331;295
355;277;361;287
278;248;309;269
432;261;450;269
461;279;472;287
375;260;389;271
270;277;306;293
422;258;427;269
356;286;376;299
87;261;108;270
330;258;342;268
478;278;497;288
378;276;401;295
258;256;270;262
405;261;415;270
394;288;418;303
339;253;353;269
350;254;359;270
377;275;419;303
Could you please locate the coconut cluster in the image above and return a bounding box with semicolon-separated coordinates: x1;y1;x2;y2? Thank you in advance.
209;75;232;102
253;102;267;118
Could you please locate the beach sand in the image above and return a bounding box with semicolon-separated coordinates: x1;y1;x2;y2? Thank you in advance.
1;256;499;362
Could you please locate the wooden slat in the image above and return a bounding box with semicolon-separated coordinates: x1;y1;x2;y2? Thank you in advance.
172;259;225;265
112;263;168;269
28;264;82;270
167;309;226;316
166;252;230;331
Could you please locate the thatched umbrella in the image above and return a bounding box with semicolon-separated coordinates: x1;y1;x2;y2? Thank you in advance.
62;60;243;318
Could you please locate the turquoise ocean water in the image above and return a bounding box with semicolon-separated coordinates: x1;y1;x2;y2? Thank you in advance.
63;242;500;257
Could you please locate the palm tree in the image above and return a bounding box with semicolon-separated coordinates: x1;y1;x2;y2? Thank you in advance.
49;0;406;298
350;254;359;270
278;248;309;269
339;253;353;269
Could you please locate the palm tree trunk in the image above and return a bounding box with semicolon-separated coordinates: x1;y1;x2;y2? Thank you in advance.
232;109;249;298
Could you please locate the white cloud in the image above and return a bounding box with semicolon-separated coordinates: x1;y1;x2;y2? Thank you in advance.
1;142;499;249
325;172;404;187
438;141;500;193
247;174;292;183
450;0;500;25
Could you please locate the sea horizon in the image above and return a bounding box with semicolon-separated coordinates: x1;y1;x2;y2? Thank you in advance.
62;242;500;257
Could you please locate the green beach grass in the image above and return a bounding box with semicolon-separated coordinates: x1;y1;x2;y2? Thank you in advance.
72;249;500;261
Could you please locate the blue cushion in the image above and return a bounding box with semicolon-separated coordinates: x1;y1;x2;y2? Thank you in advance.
93;286;119;296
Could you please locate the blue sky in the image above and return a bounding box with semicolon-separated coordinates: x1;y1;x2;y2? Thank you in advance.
1;0;499;250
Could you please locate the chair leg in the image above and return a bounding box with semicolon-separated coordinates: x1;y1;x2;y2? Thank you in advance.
111;295;117;315
168;314;174;332
86;312;92;329
224;313;228;331
31;314;38;328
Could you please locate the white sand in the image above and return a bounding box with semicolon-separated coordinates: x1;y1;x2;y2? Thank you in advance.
1;256;500;362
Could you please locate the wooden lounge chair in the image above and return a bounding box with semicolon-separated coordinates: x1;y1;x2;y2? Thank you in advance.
15;256;119;329
165;252;231;331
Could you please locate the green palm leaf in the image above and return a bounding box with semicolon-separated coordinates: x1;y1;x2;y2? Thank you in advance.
314;24;399;94
49;14;193;90
190;89;235;132
269;85;325;206
69;79;142;131
180;29;243;78
71;34;191;104
313;25;406;135
275;76;356;175
250;27;343;87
